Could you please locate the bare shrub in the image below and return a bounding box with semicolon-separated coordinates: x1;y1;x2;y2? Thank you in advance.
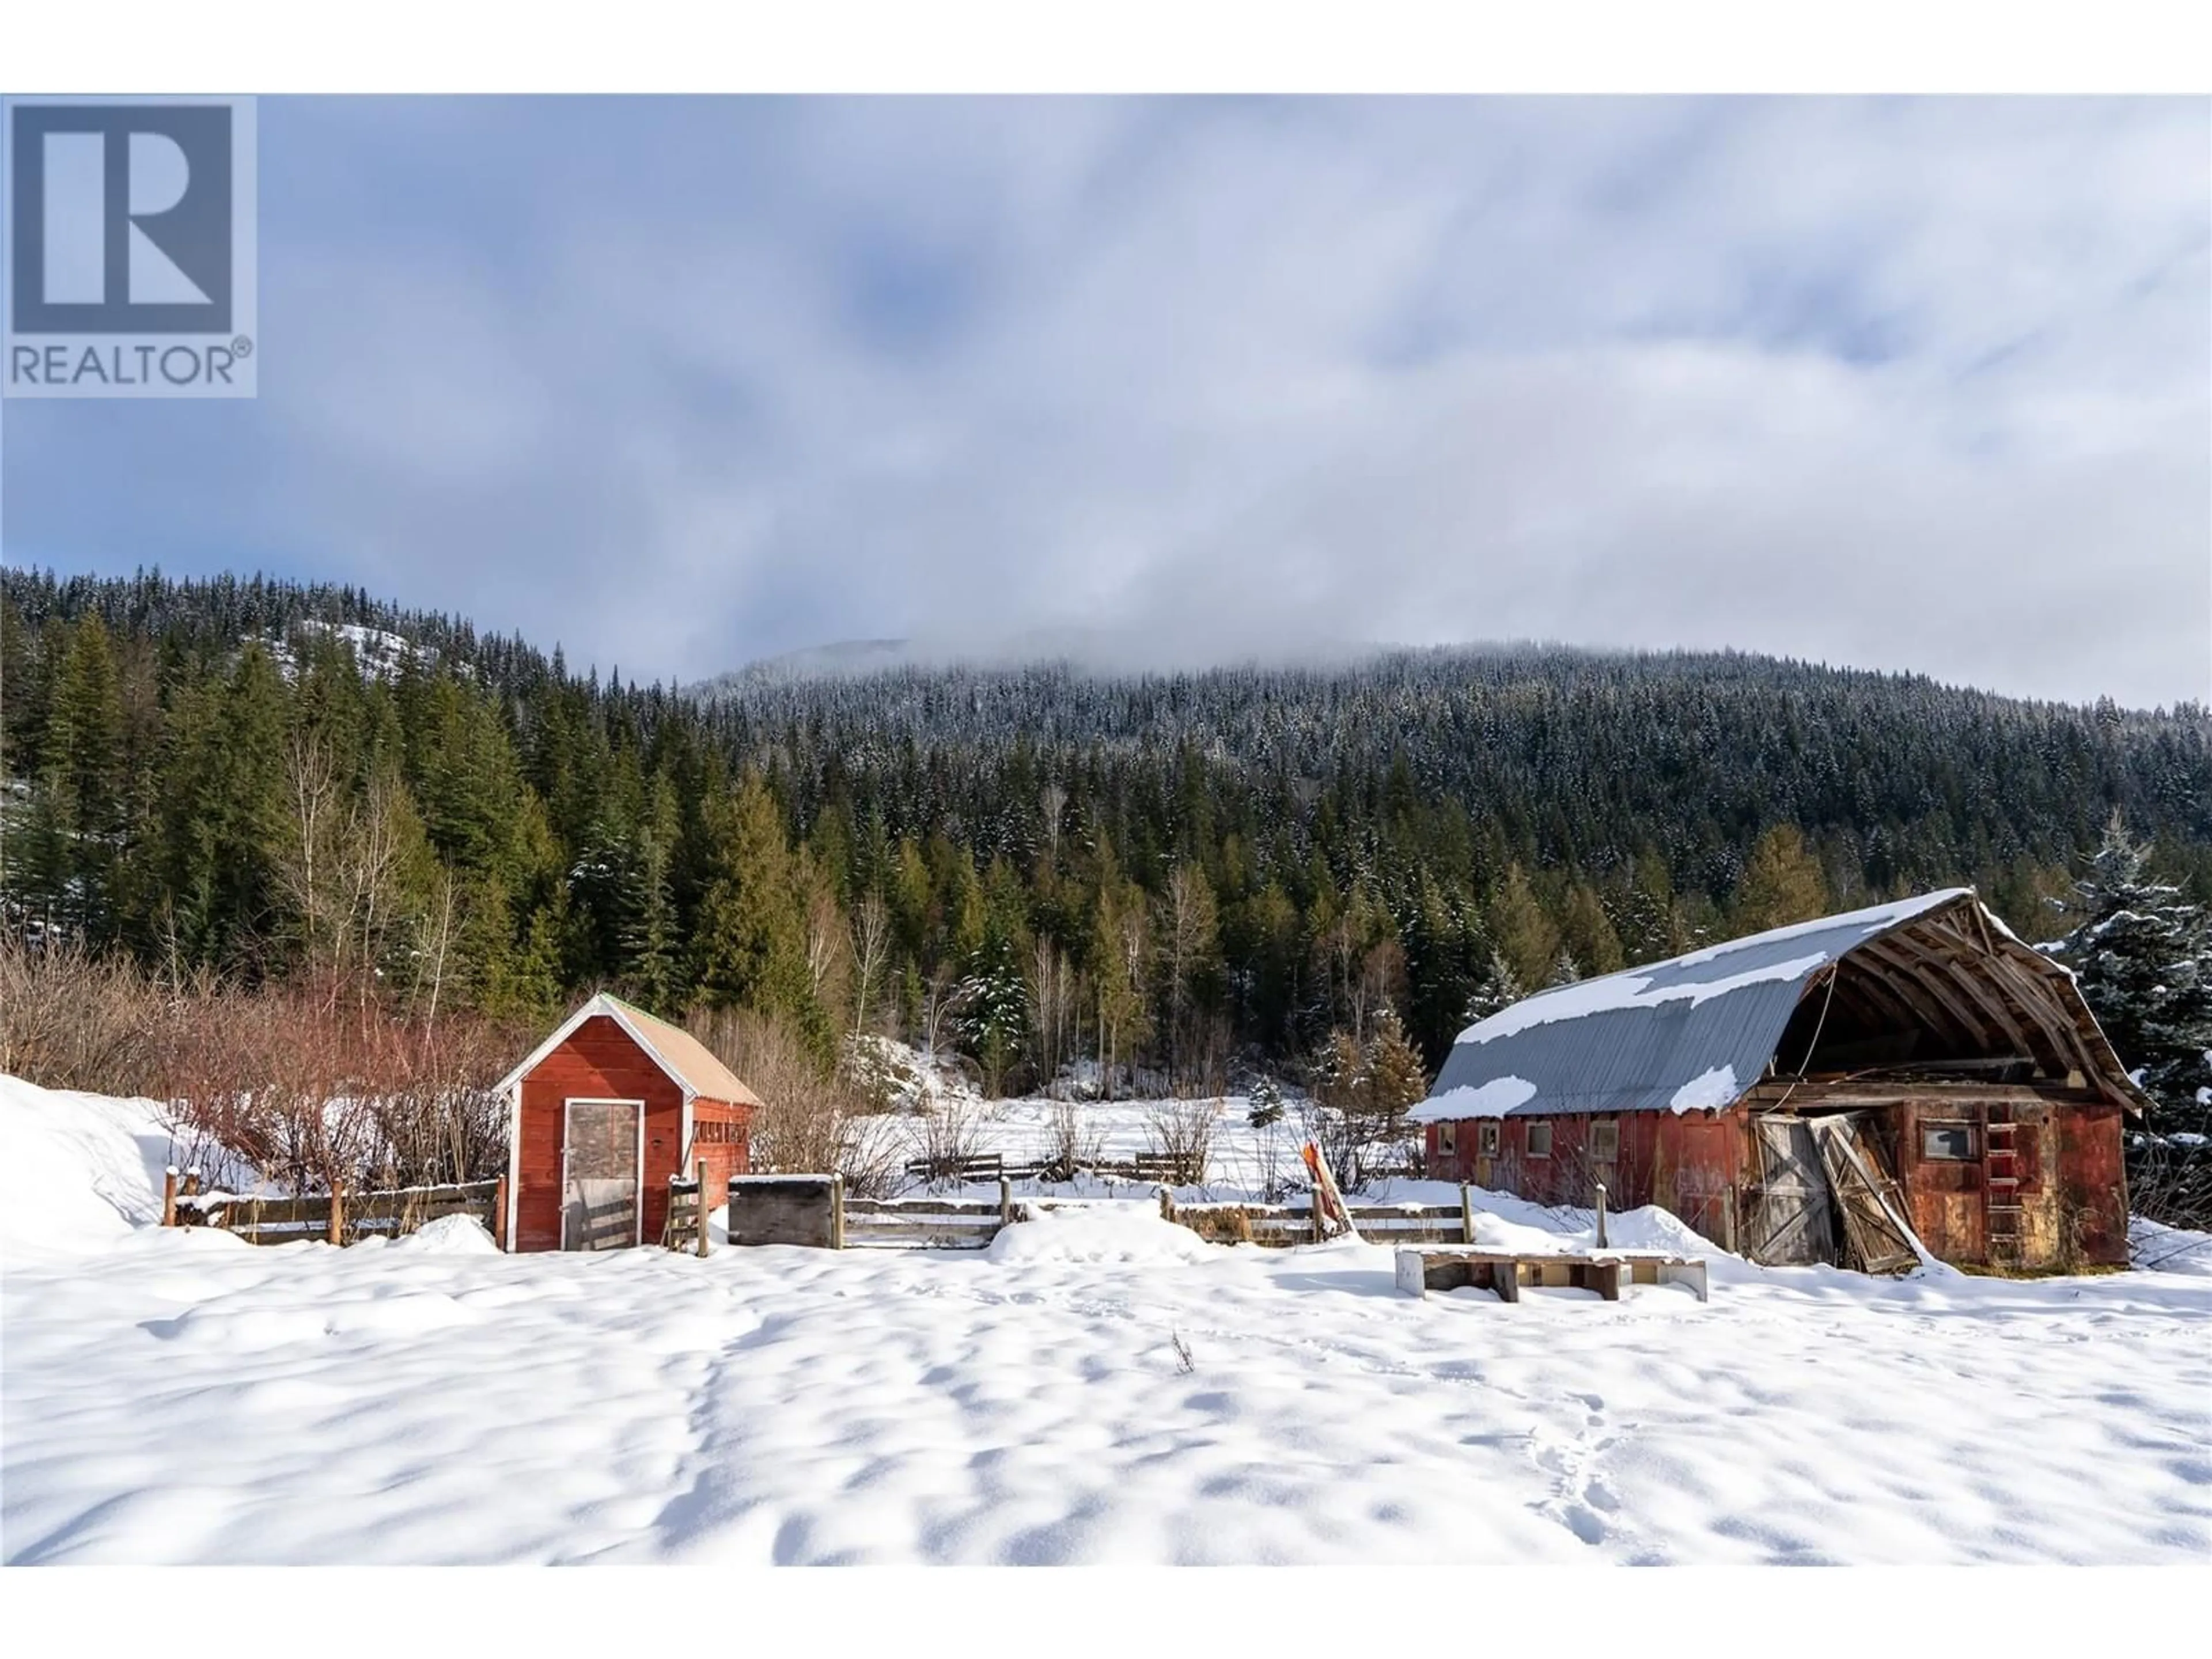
358;1010;521;1190
0;934;170;1096
2127;1135;2212;1233
1044;1099;1105;1180
154;976;525;1197
157;982;362;1195
1144;1095;1217;1185
1;936;514;1197
687;1004;896;1195
909;1092;987;1185
837;1110;910;1200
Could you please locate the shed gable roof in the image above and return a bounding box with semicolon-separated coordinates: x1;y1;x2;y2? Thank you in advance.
1410;888;2141;1122
497;993;763;1107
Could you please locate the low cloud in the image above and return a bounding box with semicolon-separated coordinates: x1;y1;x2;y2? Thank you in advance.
6;97;2206;706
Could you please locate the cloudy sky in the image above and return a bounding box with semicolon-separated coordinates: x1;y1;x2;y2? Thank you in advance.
6;97;2207;706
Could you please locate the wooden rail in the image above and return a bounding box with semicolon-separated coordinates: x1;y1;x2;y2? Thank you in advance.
830;1182;1487;1253
902;1152;1199;1187
571;1194;637;1251
843;1176;1019;1249
166;1171;506;1248
1168;1188;1480;1247
662;1163;712;1255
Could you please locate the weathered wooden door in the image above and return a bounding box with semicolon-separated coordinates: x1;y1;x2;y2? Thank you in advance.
562;1099;641;1251
1809;1115;1922;1274
1748;1115;1838;1266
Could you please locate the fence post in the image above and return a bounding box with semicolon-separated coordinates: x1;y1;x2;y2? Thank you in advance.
181;1168;201;1230
328;1176;345;1247
162;1166;179;1228
492;1175;508;1252
999;1173;1013;1229
1310;1184;1324;1245
1459;1181;1474;1245
1156;1184;1175;1224
697;1160;711;1258
1595;1181;1608;1249
831;1173;846;1250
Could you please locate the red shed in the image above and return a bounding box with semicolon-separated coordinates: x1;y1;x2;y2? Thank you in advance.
498;993;759;1252
1414;891;2145;1272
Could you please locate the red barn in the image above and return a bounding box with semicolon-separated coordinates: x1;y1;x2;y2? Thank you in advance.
1414;890;2145;1272
498;993;759;1252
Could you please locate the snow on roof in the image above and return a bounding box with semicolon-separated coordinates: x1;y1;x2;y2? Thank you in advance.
1410;889;1975;1122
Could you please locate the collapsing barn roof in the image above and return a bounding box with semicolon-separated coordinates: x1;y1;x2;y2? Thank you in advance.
1410;889;2145;1122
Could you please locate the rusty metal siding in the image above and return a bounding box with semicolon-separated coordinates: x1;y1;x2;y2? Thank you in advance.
1880;1098;2122;1270
1430;1089;2122;1271
1427;1105;1748;1251
2058;1104;2129;1267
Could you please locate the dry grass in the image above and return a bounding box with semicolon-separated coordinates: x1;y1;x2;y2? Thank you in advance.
1175;1205;1260;1245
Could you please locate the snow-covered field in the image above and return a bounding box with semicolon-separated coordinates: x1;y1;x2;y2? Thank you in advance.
3;1072;2209;1565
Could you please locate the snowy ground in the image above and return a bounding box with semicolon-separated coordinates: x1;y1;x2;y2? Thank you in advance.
4;1073;2209;1565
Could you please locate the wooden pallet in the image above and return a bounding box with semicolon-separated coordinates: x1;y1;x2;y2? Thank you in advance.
1394;1248;1710;1304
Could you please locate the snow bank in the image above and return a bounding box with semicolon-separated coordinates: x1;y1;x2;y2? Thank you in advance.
7;1067;2209;1566
388;1214;501;1255
2130;1215;2212;1277
0;1072;176;1259
988;1202;1220;1266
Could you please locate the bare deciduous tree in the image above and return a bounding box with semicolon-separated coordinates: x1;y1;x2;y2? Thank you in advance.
849;891;892;1039
1039;781;1067;864
1027;935;1077;1091
918;964;975;1063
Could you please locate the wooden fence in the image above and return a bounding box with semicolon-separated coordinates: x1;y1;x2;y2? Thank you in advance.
661;1165;712;1255
844;1176;1021;1249
165;1168;506;1248
902;1151;1198;1187
1168;1185;1480;1248
785;1178;1486;1253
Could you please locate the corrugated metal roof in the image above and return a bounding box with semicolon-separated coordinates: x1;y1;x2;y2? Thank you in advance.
1410;889;1975;1121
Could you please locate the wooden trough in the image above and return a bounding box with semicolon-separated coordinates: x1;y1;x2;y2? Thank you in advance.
1394;1247;1710;1304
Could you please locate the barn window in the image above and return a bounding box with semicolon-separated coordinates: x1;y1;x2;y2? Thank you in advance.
1922;1122;1977;1161
1437;1122;1457;1156
1591;1120;1620;1162
1527;1122;1553;1158
1480;1122;1500;1157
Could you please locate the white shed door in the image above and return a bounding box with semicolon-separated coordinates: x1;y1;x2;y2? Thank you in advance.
562;1100;642;1251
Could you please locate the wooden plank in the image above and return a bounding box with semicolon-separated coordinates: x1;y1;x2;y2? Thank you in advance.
841;1222;1001;1244
844;1221;1013;1238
